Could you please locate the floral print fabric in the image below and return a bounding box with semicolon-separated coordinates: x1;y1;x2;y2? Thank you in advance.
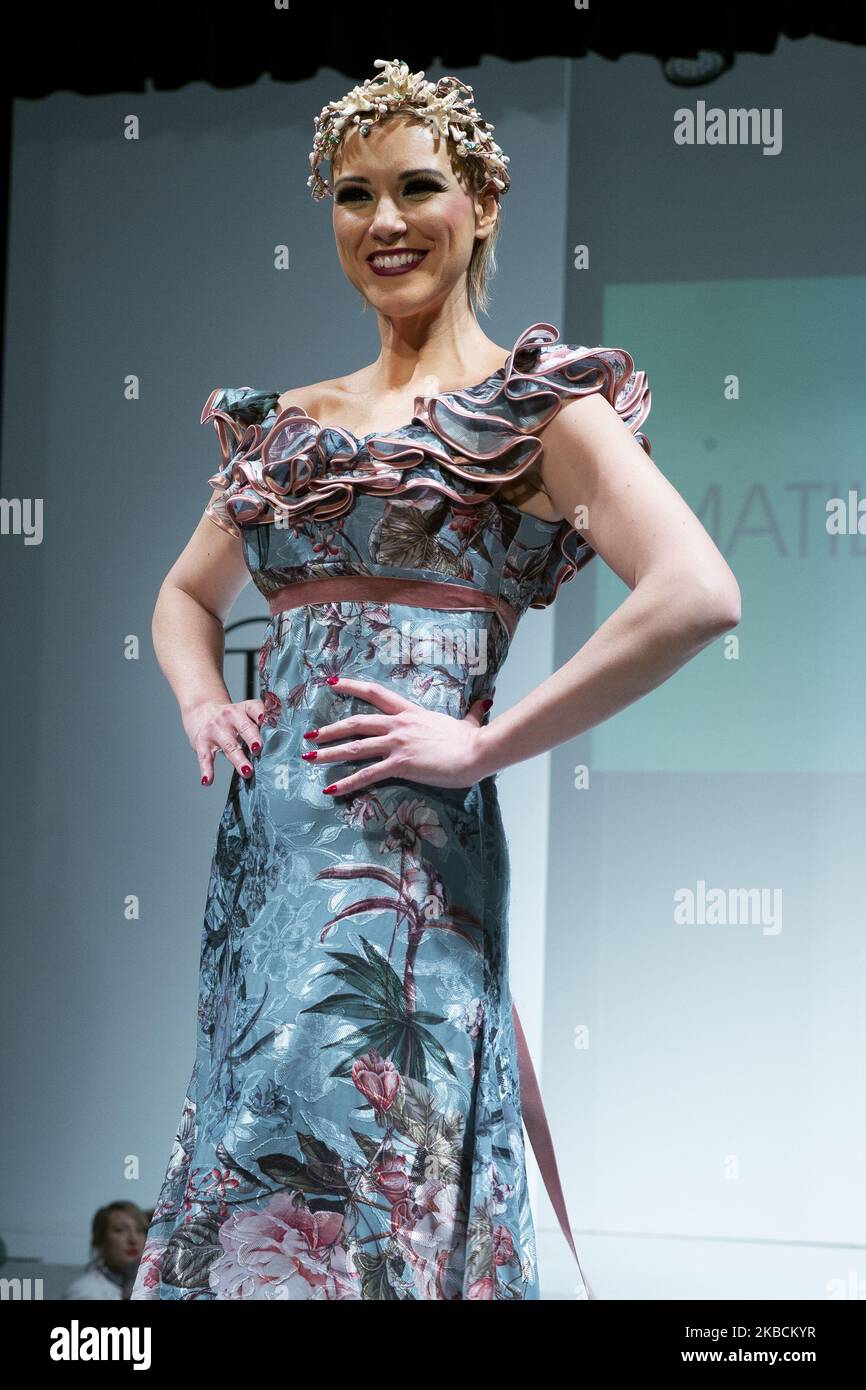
130;321;651;1300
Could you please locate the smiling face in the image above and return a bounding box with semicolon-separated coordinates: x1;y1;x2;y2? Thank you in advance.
330;114;499;318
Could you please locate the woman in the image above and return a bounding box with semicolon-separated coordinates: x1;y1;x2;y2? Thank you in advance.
131;59;740;1301
64;1201;148;1300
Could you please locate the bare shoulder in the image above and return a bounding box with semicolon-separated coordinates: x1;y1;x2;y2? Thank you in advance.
276;371;358;419
276;379;327;416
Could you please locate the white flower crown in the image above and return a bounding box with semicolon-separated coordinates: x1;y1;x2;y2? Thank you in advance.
307;57;511;202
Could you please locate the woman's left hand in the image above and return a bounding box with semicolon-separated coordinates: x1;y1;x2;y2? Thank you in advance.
303;677;496;795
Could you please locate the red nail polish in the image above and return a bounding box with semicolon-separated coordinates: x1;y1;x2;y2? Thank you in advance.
201;775;209;785
326;676;340;686
323;784;337;794
241;764;252;776
251;742;261;753
301;750;318;761
304;729;319;739
481;698;493;710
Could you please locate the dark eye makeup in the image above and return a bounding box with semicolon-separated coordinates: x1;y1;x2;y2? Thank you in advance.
335;176;446;203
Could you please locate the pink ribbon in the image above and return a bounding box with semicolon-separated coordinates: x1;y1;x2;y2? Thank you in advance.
512;1001;594;1298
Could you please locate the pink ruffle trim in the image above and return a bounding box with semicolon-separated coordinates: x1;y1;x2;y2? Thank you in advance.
201;321;652;606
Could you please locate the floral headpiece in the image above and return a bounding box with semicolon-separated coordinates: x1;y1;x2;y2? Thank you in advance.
307;57;511;202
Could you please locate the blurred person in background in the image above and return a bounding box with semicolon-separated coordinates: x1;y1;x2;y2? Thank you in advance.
63;1200;148;1299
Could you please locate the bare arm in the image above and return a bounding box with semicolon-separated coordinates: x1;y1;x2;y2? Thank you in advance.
157;386;322;782
474;392;741;776
153;509;265;782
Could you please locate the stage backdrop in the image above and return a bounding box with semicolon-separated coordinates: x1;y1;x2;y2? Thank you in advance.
543;36;865;1297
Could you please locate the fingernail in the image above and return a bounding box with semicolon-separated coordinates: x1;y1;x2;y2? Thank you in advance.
201;776;209;785
323;784;337;794
481;698;493;711
304;729;319;739
301;750;318;761
241;764;252;776
251;742;261;753
257;713;265;722
326;676;340;686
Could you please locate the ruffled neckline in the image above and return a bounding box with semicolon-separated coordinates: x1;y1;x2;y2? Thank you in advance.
201;320;651;550
266;362;512;451
258;356;564;534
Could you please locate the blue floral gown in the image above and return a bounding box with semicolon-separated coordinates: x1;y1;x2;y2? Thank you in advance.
130;321;651;1301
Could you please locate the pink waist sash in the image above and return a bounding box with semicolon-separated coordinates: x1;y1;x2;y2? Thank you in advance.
266;575;520;643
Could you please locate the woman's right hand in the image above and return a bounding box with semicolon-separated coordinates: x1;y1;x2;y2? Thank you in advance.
183;697;266;785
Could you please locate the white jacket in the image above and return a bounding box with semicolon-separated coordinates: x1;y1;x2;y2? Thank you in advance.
63;1262;124;1300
